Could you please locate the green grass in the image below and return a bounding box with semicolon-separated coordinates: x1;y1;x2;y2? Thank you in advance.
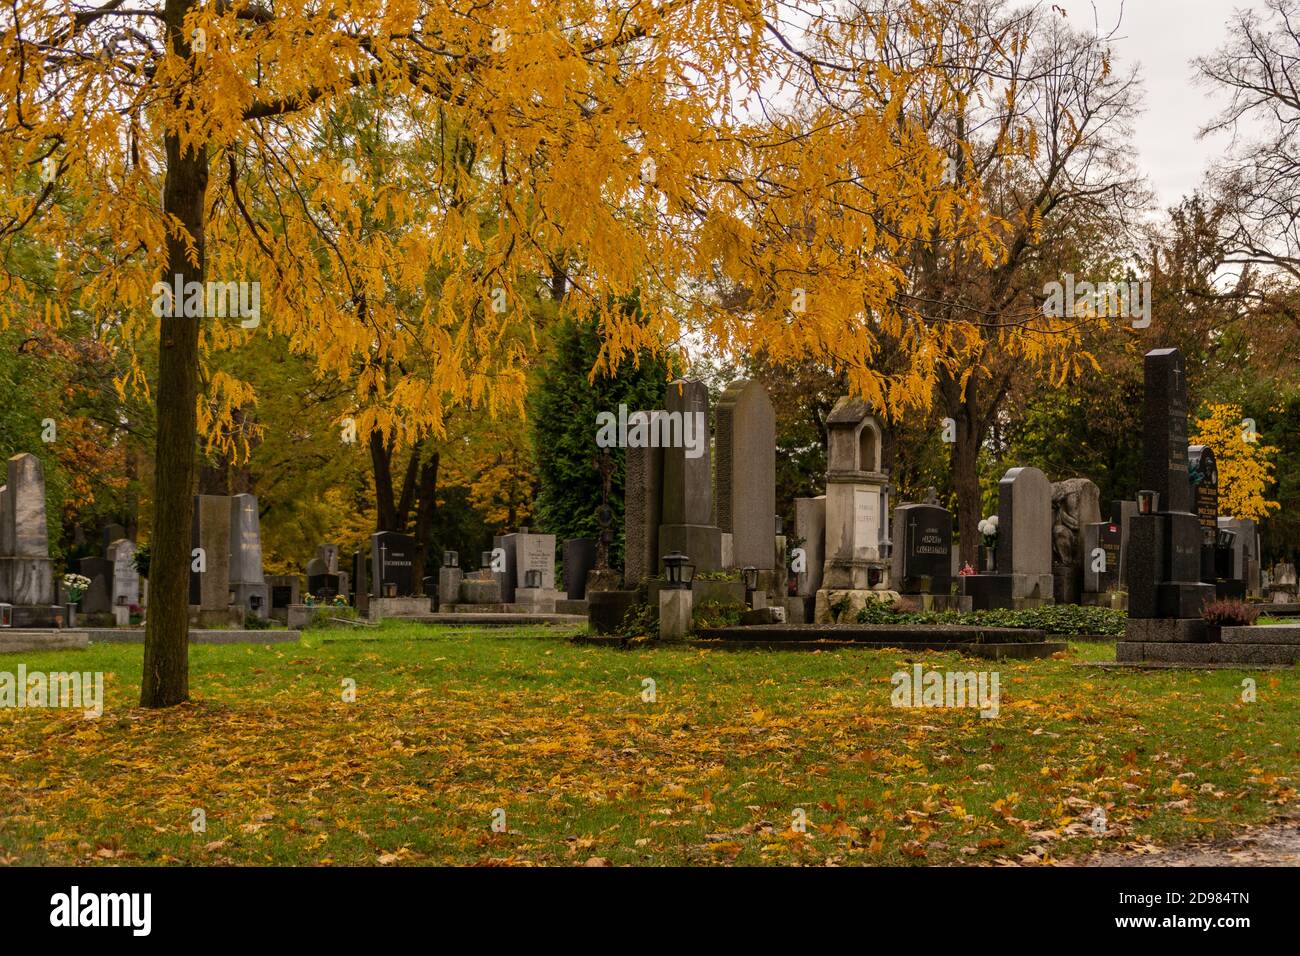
0;622;1296;866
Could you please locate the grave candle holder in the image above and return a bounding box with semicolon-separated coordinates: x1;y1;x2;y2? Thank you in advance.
0;603;11;627
524;569;542;589
443;551;459;568
1137;490;1158;514
481;551;493;569
661;552;694;589
383;582;397;598
741;565;758;601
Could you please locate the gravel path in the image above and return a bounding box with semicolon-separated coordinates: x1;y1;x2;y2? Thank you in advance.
1074;816;1300;866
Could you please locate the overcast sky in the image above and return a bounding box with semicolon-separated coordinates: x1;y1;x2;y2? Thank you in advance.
1076;0;1271;212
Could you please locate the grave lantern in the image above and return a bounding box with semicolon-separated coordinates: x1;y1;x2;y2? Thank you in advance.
383;582;397;598
481;551;494;569
250;593;263;613
116;594;128;606
774;515;784;536
1216;527;1237;550
661;552;694;589
524;569;542;589
0;603;11;628
742;565;758;592
1137;490;1158;514
443;551;459;568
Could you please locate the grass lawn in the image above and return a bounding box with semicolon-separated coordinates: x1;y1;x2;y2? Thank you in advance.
1;623;1296;866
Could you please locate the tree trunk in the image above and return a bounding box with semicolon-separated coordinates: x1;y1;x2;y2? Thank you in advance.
410;450;439;596
370;428;398;531
141;0;205;708
942;370;983;567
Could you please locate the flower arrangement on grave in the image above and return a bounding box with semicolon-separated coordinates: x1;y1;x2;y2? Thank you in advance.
332;594;348;607
62;573;91;603
977;515;999;549
958;562;976;576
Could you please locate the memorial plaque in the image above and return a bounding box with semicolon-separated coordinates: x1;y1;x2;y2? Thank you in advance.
852;489;878;555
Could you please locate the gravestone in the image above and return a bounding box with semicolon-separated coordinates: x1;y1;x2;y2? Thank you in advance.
371;531;415;597
714;380;776;569
512;532;556;591
1112;499;1138;587
190;494;233;625
1217;517;1259;597
960;466;1055;610
229;493;267;618
562;538;596;599
101;523;127;552
267;574;300;621
0;453;56;621
1123;348;1214;634
352;551;369;614
793;497;826;599
623;443;663;586
107;538;140;609
316;543;340;573
891;503;953;597
1082;519;1123;594
814;397;893;621
77;556;114;614
1050;477;1101;604
305;556;337;600
657;380;722;571
1188;445;1219;584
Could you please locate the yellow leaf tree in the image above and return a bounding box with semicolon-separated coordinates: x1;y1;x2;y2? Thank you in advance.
3;1;1021;707
1191;403;1280;521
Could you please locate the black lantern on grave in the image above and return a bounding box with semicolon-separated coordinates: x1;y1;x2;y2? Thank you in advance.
662;552;694;589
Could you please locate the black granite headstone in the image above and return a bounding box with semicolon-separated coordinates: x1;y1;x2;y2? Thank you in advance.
371;531;415;597
1188;444;1218;583
896;504;953;593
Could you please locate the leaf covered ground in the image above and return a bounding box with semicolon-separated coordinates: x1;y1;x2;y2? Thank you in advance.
1;624;1296;866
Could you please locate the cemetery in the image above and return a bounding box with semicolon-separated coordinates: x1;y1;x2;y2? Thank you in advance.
2;0;1300;876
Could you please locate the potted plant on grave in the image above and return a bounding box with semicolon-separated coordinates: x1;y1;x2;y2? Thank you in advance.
1200;599;1259;642
62;573;90;627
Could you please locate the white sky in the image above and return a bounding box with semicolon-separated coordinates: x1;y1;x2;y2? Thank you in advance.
1074;0;1273;211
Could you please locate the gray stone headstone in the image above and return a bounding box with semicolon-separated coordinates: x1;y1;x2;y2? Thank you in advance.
657;380;721;571
108;538;140;608
190;495;233;617
995;467;1053;575
0;453;55;605
513;532;556;590
623;443;663;585
229;494;264;586
714;380;776;569
790;496;821;595
316;543;340;574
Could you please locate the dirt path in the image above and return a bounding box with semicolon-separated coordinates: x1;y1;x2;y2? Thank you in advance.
1073;815;1300;866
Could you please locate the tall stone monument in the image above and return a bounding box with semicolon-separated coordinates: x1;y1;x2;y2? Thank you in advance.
0;453;58;625
190;494;234;626
714;380;776;570
813;397;893;621
1123;348;1214;638
229;493;267;619
657;380;721;571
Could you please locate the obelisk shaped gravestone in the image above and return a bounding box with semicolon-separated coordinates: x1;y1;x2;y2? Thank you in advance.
1126;348;1214;621
715;380;776;569
657;380;721;571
